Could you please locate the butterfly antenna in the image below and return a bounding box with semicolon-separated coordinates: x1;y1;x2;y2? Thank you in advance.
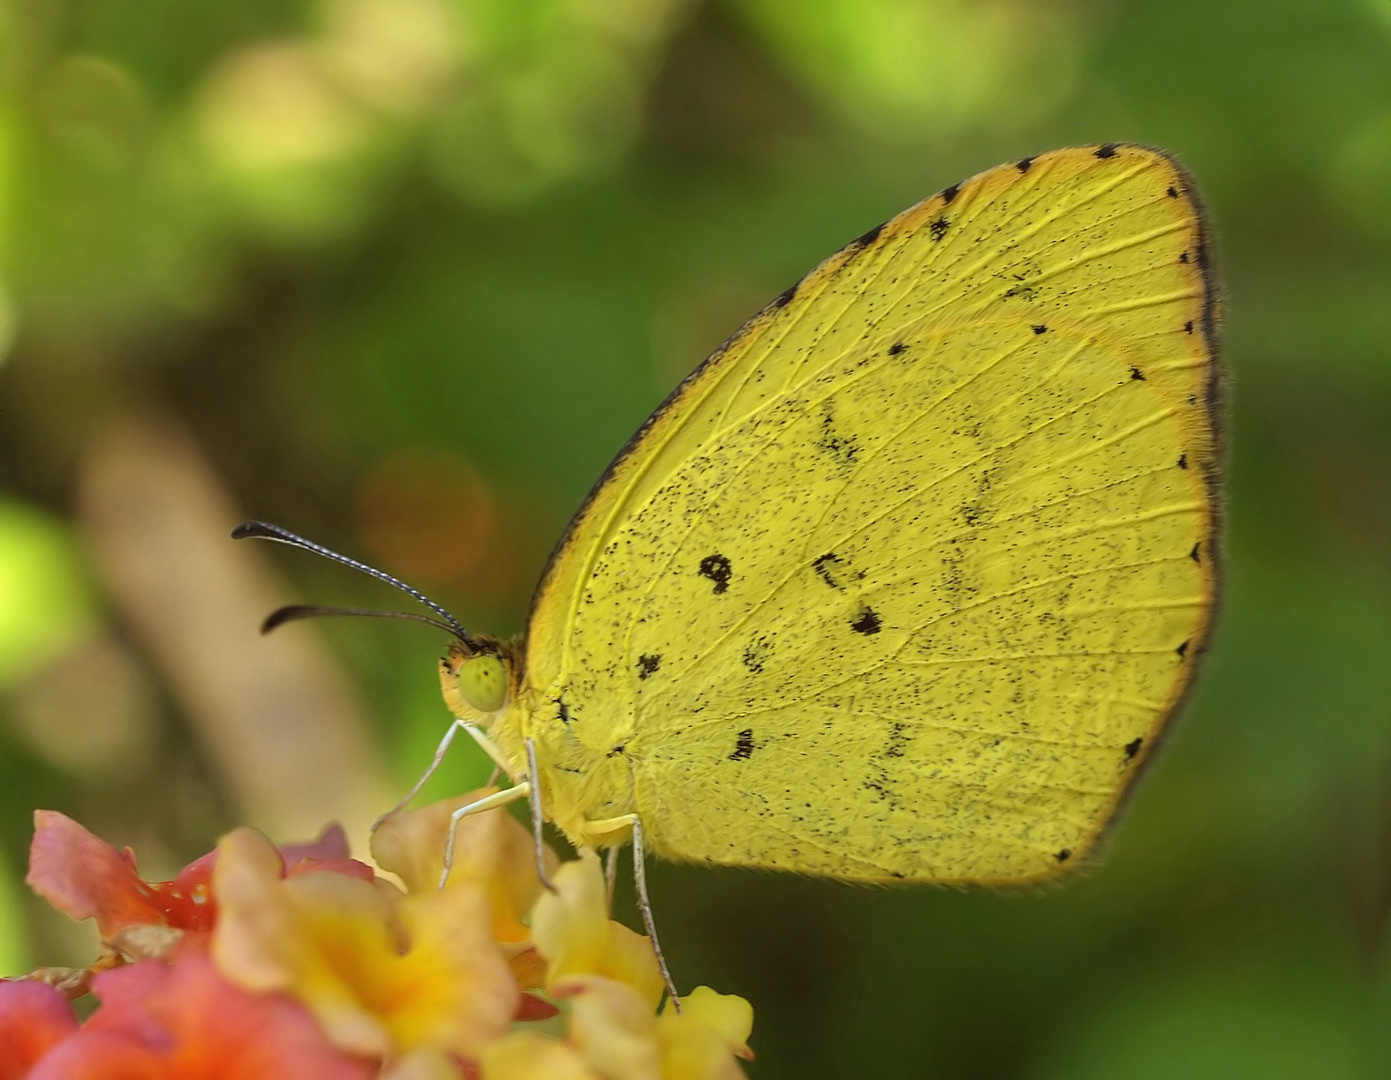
232;521;473;645
260;604;466;638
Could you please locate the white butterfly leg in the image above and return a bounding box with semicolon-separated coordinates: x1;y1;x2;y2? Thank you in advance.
632;819;681;1012
439;782;531;888
524;737;556;892
584;813;680;1011
604;844;620;911
373;719;514;832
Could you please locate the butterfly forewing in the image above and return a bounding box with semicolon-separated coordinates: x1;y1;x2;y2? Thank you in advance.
520;144;1220;882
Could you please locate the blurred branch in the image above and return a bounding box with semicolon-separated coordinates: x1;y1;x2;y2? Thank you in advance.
76;416;393;850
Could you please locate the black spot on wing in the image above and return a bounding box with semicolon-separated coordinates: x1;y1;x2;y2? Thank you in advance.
1016;156;1034;172
929;217;950;241
888;341;907;355
729;729;755;761
1124;737;1143;761
1176;639;1190;659
1054;848;1073;862
772;283;798;308
940;183;960;204
607;744;626;757
636;654;661;680
1184;320;1194;334
1032;324;1047;335
555;699;571;725
1189;542;1201;564
863;778;893;805
1178;453;1188;470
698;553;733;594
742;636;770;675
1179;251;1190;264
851;607;882;635
812;552;845;589
960;503;986;527
1094;143;1118;159
817;402;860;469
1129;366;1146;381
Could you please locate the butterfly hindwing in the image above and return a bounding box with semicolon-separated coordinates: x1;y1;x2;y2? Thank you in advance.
519;144;1220;882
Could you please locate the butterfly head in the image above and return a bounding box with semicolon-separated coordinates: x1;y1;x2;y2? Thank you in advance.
458;653;506;712
439;637;519;718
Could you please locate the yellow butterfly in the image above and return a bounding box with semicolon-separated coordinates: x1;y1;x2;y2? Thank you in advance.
239;141;1221;1004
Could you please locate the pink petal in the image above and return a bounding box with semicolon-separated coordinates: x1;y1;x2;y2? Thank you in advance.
280;824;351;868
0;980;78;1079
26;812;166;938
286;858;375;882
30;953;371;1080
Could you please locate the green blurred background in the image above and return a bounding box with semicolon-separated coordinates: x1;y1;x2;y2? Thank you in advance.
1;0;1389;1075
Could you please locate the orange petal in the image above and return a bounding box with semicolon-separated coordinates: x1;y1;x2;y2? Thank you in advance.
507;947;547;992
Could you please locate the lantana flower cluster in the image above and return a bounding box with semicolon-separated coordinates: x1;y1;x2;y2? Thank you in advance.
0;792;753;1079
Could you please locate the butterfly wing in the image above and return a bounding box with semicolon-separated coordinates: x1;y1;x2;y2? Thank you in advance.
523;144;1220;883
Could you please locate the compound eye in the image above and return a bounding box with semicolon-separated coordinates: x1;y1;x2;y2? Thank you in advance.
458;654;507;713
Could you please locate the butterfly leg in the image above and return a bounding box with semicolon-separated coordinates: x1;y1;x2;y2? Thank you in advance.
373;719;514;832
604;844;620;911
633;818;681;1012
524;737;556;893
575;813;680;1009
439;783;531;888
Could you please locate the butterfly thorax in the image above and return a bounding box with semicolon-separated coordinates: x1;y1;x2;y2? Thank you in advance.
511;679;639;849
441;642;638;850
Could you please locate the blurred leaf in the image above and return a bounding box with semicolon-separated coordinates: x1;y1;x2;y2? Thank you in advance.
732;0;1082;139
0;497;96;690
0;839;27;975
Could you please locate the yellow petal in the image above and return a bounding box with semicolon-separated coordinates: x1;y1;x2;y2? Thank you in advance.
671;987;753;1055
210;827;302;993
214;824;518;1060
371;790;557;943
656;987;754;1080
375;883;520;1056
282;870;415;1054
529;850;609;977
479;1031;600;1080
554;974;660;1080
529;850;663;1008
600;923;666;1009
380;1048;469;1080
